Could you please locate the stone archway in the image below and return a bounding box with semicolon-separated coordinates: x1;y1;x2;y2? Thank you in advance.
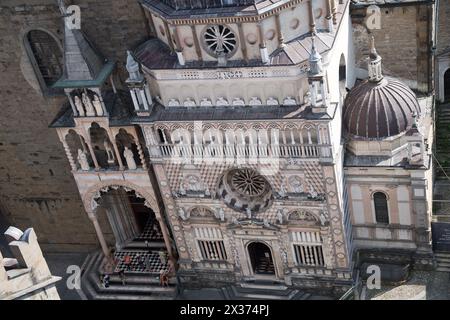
81;180;173;260
247;242;275;276
82;180;160;217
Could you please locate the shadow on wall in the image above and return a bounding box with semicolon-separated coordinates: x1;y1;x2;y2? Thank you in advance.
0;209;11;256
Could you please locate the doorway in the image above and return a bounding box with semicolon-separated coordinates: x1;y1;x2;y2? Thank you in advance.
445;68;450;101
248;242;275;275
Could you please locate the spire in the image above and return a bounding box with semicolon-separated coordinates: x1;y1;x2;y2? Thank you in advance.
59;0;106;82
368;36;383;82
308;37;323;76
126;51;143;82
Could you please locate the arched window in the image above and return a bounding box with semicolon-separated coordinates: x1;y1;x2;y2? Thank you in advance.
25;30;63;95
373;192;389;224
339;54;347;103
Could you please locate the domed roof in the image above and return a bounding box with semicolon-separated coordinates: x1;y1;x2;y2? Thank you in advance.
343;37;420;139
343;78;420;139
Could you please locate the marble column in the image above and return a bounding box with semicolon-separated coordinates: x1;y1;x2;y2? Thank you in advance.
89;212;110;258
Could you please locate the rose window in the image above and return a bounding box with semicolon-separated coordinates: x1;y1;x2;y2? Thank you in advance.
203;25;237;57
218;168;274;214
231;169;267;197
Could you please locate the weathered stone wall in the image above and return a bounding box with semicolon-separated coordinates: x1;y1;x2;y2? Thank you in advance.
0;0;148;252
350;2;432;93
437;0;450;56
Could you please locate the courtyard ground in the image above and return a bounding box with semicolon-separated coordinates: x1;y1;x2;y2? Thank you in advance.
364;270;449;300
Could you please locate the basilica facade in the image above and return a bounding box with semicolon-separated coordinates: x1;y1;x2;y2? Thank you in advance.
39;0;435;297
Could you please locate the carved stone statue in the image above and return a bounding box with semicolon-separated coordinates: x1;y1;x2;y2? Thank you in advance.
279;183;287;198
178;207;187;220
103;139;115;164
123;146;137;170
310;188;318;198
93;94;103;116
205;187;211;197
82;93;96;116
77;149;90;171
218;208;225;222
74;96;85;116
276;209;284;224
246;207;252;219
320;212;327;226
179;183;186;196
263;218;270;228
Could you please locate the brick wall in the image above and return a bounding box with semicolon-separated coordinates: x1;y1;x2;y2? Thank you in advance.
0;0;148;252
437;0;450;55
351;3;432;92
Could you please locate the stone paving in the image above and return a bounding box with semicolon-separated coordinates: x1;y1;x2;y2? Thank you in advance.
44;252;89;300
365;270;449;300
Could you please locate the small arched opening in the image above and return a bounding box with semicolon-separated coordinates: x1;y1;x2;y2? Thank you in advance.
444;68;450;101
247;242;275;275
24;29;63;95
339;53;347;104
373;191;389;224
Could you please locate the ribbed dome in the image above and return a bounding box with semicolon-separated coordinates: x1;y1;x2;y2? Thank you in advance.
343;77;420;139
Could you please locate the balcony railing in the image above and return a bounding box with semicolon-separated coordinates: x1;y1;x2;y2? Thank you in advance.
149;143;332;160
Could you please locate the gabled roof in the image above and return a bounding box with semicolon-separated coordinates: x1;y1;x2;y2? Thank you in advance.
52;3;113;88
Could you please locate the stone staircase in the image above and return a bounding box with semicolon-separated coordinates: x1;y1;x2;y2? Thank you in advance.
221;279;311;300
435;252;450;272
80;251;177;300
435;103;450;178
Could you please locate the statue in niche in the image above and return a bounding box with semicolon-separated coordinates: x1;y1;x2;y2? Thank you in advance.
246;207;252;219
103;139;115;164
263;218;270;228
124;146;137;170
82;93;96;116
276;209;284;224
279;183;287;198
178;207;187;220
320;212;327;226
93;95;103;116
179;183;186;196
217;208;225;222
77;149;90;171
310;188;318;198
205;187;211;197
74;96;85;116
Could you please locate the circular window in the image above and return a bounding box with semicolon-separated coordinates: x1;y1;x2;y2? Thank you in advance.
231;169;267;197
203;25;237;58
218;168;274;214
